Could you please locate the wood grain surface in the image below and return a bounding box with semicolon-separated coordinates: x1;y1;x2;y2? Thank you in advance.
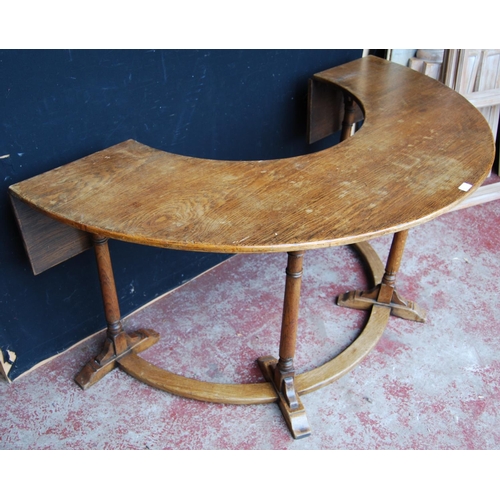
9;56;496;254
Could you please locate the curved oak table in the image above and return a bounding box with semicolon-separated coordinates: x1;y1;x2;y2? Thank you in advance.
9;56;495;438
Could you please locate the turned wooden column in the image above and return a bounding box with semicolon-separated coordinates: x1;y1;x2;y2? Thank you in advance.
92;234;128;356
258;251;311;438
377;230;408;304
74;234;159;390
273;251;303;408
341;93;357;141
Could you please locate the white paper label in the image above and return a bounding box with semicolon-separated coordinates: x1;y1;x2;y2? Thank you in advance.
459;182;473;192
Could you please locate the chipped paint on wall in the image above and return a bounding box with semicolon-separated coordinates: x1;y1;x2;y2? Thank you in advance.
0;349;17;382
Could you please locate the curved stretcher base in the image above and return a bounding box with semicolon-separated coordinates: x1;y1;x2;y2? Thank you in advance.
118;305;390;405
116;242;390;406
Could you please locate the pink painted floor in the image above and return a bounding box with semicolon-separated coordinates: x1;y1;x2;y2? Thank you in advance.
1;199;500;450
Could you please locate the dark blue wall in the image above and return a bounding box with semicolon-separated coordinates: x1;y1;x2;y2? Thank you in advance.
0;49;362;379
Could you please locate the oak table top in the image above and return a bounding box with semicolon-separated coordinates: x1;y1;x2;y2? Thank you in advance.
10;56;495;255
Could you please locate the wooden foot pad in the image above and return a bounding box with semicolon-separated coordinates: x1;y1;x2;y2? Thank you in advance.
337;287;426;323
258;356;311;439
75;328;159;390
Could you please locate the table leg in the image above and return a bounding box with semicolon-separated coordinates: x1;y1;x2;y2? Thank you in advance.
338;230;426;322
258;251;311;439
341;93;357;141
75;234;159;389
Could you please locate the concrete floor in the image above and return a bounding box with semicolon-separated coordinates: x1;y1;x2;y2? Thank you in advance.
1;198;500;450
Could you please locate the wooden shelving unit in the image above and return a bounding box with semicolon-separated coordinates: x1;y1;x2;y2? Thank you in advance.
444;49;500;210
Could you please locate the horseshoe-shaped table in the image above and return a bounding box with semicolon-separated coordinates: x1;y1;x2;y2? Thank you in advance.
9;56;495;439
